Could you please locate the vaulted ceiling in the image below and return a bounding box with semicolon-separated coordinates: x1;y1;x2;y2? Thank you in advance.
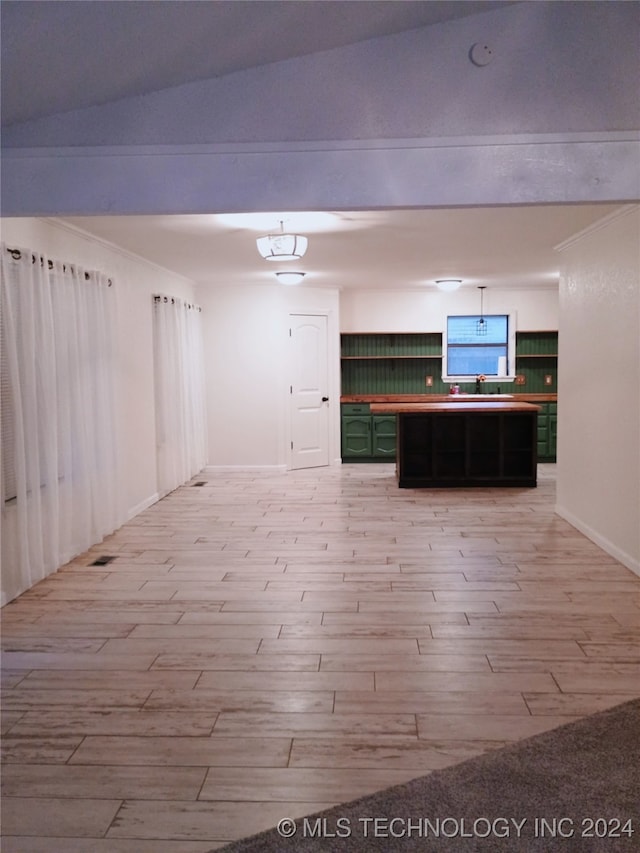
1;0;511;127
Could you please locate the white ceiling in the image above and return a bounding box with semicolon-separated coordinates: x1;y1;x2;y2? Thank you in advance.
60;204;620;291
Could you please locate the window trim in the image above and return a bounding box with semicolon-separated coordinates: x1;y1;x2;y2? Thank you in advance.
442;312;516;383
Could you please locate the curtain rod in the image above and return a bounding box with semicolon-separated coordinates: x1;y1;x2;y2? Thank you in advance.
4;246;113;286
153;294;201;312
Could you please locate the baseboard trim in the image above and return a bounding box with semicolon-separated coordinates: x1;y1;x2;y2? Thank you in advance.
203;465;287;474
128;492;160;520
555;503;640;578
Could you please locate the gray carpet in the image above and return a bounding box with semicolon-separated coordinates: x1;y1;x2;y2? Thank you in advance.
214;698;640;852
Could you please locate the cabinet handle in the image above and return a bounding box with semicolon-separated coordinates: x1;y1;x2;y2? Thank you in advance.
321;396;329;402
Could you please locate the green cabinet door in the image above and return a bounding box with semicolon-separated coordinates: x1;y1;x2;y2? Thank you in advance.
372;415;397;457
535;403;557;461
341;416;372;457
537;403;549;459
548;413;557;459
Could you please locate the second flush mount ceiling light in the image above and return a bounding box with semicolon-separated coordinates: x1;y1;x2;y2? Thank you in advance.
435;279;462;292
275;271;306;286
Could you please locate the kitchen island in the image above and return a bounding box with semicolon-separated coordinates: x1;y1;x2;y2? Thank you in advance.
370;400;541;488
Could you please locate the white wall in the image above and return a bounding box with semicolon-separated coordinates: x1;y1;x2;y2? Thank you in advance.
340;286;558;332
198;284;285;469
197;282;341;468
1;218;197;518
556;206;640;575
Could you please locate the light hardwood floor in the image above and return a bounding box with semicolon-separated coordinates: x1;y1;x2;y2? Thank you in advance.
2;463;639;851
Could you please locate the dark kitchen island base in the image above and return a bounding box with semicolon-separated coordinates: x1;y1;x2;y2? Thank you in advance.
370;402;540;488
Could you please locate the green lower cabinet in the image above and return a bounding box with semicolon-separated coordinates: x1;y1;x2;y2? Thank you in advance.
341;399;556;462
341;405;397;460
372;415;397;457
548;412;557;459
535;402;557;461
341;416;372;457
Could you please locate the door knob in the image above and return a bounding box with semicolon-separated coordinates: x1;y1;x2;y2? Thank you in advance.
321;396;329;402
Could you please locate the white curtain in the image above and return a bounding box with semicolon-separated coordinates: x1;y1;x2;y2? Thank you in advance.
1;244;123;605
153;295;207;496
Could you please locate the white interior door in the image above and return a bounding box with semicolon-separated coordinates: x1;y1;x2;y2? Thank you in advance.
289;313;330;469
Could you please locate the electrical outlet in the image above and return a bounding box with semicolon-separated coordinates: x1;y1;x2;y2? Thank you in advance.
544;374;553;386
515;374;526;385
425;375;433;387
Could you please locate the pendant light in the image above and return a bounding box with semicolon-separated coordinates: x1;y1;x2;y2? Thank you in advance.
476;286;487;336
256;221;308;262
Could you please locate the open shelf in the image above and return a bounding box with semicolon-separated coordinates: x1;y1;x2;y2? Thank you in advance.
397;409;537;488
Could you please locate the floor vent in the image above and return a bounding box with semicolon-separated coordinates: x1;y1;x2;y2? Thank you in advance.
90;555;117;566
193;481;206;487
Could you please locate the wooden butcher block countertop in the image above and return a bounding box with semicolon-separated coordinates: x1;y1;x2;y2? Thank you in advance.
342;393;556;403
370;401;541;414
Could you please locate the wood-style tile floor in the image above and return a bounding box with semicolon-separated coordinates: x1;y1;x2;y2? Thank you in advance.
2;463;639;851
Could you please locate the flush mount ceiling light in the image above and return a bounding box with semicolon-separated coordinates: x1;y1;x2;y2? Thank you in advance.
435;279;462;292
256;221;308;261
275;271;306;286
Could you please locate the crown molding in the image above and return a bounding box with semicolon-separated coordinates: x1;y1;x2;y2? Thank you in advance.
554;204;639;252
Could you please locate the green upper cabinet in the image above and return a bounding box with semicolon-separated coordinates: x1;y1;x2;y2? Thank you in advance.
340;333;446;394
515;331;558;393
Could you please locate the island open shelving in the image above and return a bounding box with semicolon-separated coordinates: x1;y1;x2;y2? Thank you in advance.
370;401;541;488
